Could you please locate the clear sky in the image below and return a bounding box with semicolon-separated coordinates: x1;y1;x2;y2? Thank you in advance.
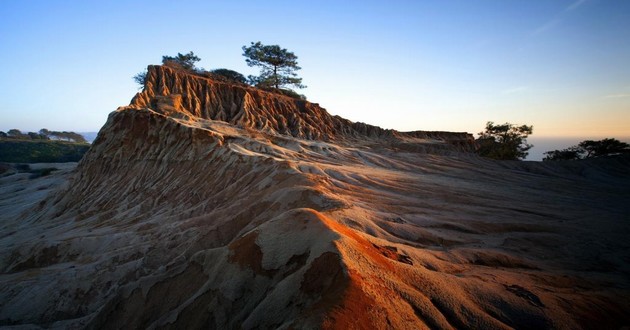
1;1;629;142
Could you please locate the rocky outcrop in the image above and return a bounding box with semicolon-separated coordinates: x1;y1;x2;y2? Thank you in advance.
129;65;475;147
1;65;629;329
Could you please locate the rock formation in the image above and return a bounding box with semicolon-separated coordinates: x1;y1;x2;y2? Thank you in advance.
1;66;629;329
130;65;475;145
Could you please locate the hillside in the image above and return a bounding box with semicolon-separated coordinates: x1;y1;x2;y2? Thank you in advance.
0;139;90;163
128;65;475;146
1;65;628;329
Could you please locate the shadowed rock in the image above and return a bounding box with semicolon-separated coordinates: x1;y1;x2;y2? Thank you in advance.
1;66;629;329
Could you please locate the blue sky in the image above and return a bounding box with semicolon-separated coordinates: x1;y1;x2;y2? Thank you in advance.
1;0;629;142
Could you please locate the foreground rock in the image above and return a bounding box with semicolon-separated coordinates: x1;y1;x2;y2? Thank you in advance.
1;66;629;329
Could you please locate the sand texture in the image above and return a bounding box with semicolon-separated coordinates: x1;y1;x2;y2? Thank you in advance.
1;67;629;329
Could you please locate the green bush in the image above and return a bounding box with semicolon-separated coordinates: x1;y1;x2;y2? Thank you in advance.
209;68;248;84
162;51;201;71
258;86;307;100
0;140;90;163
543;138;630;161
476;121;533;160
133;70;147;87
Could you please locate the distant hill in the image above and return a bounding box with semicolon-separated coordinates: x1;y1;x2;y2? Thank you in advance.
0;139;90;163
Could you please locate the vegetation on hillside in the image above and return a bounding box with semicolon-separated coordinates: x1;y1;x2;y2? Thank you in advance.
0;140;90;163
543;138;630;161
0;129;90;163
242;41;305;90
162;51;201;71
1;128;87;143
476;121;533;160
133;70;147;87
208;69;248;84
133;45;307;100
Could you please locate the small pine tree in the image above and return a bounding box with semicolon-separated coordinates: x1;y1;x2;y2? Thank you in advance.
242;42;305;90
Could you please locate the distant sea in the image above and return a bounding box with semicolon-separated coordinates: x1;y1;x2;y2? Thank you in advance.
525;136;630;161
77;132;626;161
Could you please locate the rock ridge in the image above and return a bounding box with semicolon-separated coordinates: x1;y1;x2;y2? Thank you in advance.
129;65;474;147
3;62;628;329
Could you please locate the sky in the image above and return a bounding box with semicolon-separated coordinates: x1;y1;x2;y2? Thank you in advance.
1;1;629;154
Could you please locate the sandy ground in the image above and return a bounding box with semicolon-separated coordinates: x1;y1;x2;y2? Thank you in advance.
0;111;628;329
1;67;629;328
0;163;76;224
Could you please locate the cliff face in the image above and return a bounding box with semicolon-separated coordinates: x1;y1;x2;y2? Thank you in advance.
1;65;629;329
130;65;475;146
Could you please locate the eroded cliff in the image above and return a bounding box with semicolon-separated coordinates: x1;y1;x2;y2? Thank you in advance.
1;65;629;329
129;65;474;146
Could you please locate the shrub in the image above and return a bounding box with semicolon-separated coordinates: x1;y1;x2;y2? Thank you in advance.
476;121;533;160
133;70;147;87
543;138;630;161
209;68;248;84
258;86;307;100
0;141;90;163
162;51;201;71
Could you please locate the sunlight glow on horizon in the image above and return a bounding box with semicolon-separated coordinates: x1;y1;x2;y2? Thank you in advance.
1;0;628;140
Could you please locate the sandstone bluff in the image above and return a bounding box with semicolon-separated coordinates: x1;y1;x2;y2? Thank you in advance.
1;65;629;329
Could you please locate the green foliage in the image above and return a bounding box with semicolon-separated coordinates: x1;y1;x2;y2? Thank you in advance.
135;51;202;86
579;138;630;157
209;68;248;84
134;51;199;87
7;129;26;139
2;129;86;143
542;147;582;161
162;51;201;71
135;47;308;98
476;121;533;160
258;86;307;100
0;140;90;163
28;132;45;139
543;138;630;161
50;131;86;143
133;70;147;87
242;41;305;90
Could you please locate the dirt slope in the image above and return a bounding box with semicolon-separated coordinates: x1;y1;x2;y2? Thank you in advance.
1;67;629;329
